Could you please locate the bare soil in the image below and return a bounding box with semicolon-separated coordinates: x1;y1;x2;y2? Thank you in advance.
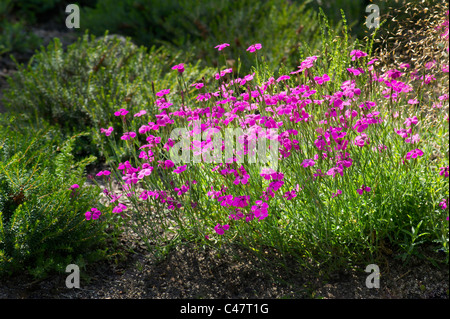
0;235;448;299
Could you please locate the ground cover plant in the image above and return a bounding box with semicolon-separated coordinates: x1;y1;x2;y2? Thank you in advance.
82;4;449;274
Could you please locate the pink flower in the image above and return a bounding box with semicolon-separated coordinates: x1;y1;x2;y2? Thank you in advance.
138;168;153;179
405;148;424;160
191;82;204;89
327;167;343;178
174;184;189;196
357;185;371;195
109;193;122;203
301;159;315;167
347;67;365;76
251;200;269;221
246;43;262;53
283;189;297;200
395;128;411;138
350;50;368;61
425;60;436;69
234;173;250;185
85;208;101;220
373;144;388;153
229;209;245;221
134;110;147;117
384;69;402;79
214;223;230;235
314;74;330;85
359;101;376;110
276;75;290;82
439;198;448;210
173;165;187;174
354;133;370;147
164;138;175;151
297;56;318;72
96;170;111;176
405;134;420;144
218;194;233;207
331;190;342;198
215;43;230;51
232;195;250;208
100;127;114;136
172;63;185;73
121;132;137;140
70;184;79;190
164;160;175;169
355;122;369;133
439;166;449;178
114;108;129;117
404;116;419;127
156;89;170;97
267;180;284;193
112;203;127;214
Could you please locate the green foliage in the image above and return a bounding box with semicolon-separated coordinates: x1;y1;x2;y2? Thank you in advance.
304;0;371;38
80;0;330;74
0;114;112;279
0;0;41;56
6;0;96;23
3;32;216;160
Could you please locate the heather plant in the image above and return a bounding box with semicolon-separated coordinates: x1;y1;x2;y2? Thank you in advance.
0;115;115;278
86;3;448;273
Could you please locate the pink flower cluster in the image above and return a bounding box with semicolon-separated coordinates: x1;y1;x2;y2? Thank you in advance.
88;39;448;253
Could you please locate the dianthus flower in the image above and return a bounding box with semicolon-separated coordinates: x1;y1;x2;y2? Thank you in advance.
100;126;114;136
121;132;136;140
301;159;315;167
112;203;127;214
96;170;111;176
215;43;230;51
251;200;269;221
247;43;262;53
331;190;342;198
357;185;371;195
214;223;230;235
404;116;418;127
85;207;101;220
156;89;170;97
405;148;424;160
172;63;185;73
439;166;449;178
354;133;370;147
114;108;129;117
173;165;187;174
